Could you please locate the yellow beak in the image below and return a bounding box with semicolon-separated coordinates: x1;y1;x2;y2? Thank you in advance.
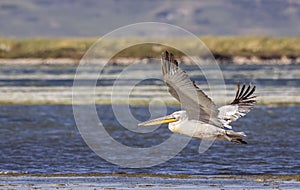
138;114;178;126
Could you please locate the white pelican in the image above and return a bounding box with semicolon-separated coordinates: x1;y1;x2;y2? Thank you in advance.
138;51;256;144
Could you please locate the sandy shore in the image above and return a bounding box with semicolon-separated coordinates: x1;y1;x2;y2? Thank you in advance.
0;173;299;189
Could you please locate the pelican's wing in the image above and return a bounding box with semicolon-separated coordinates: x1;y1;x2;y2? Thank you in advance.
218;82;256;129
161;51;221;126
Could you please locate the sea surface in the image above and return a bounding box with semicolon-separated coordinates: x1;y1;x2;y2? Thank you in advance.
0;63;299;175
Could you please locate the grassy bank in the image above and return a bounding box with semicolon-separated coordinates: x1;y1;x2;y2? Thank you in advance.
0;36;300;60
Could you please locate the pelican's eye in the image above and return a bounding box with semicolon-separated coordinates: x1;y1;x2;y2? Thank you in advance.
172;113;180;119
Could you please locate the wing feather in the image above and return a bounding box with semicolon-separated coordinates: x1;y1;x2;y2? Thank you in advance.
161;51;221;126
218;82;256;129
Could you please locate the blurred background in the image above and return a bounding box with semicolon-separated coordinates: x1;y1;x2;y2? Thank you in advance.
1;0;300;37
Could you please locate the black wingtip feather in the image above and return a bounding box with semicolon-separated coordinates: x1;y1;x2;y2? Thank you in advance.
238;84;246;99
161;51;179;76
245;86;256;99
232;82;256;105
174;59;178;66
241;84;251;98
234;81;240;100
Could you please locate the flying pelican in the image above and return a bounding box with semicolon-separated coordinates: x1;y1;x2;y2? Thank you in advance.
138;51;256;144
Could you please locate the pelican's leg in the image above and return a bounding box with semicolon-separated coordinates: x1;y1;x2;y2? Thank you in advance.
224;134;247;144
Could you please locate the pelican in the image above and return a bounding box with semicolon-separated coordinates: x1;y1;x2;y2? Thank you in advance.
138;51;256;144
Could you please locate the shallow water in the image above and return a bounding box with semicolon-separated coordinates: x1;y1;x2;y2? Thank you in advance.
0;64;299;87
0;64;299;105
0;105;299;175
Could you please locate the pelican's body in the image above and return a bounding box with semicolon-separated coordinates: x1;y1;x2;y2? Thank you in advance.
170;119;226;141
165;110;224;140
138;51;256;144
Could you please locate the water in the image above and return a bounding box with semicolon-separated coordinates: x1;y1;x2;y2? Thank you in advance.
0;63;299;175
0;64;299;105
0;105;299;175
0;64;299;87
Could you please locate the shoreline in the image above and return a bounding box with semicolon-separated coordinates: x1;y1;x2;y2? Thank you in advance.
1;173;299;189
0;56;299;65
1;172;300;181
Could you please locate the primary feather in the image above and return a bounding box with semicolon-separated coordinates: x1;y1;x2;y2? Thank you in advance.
218;82;256;129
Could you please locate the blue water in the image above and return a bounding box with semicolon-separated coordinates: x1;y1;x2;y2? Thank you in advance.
0;64;299;87
0;63;299;175
0;105;299;175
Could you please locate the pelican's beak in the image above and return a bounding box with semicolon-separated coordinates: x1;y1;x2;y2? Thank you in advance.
138;114;178;126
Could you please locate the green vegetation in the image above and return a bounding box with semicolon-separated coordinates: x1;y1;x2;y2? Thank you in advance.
0;38;95;59
202;36;300;59
0;37;300;60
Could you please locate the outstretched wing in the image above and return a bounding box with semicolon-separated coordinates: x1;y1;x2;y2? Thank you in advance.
218;82;256;129
161;51;221;126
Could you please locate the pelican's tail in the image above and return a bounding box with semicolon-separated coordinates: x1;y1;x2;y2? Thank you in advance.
225;130;247;144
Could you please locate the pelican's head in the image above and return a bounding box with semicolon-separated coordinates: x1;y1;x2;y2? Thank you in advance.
138;110;187;127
